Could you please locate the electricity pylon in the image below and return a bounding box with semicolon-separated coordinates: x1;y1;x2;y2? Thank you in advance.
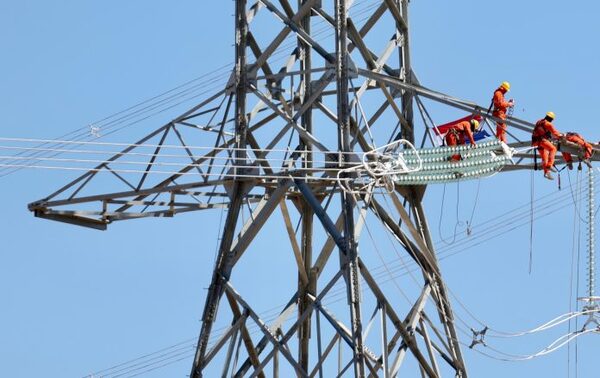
27;1;600;377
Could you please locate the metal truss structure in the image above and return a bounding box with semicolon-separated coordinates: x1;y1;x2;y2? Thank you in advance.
27;1;600;377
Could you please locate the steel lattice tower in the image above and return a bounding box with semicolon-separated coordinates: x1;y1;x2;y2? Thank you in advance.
31;1;597;377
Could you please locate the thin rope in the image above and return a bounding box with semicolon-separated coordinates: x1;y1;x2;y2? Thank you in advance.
436;179;595;257
567;167;582;378
437;183;463;245
529;167;534;274
357;192;413;305
566;169;589;223
575;174;583;378
466;178;481;235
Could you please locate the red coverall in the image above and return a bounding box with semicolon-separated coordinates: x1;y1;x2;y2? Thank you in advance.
561;132;593;163
445;121;476;161
532;118;562;174
492;88;511;142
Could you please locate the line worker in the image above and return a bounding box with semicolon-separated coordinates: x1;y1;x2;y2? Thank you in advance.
446;119;479;161
561;132;593;169
492;81;515;143
532;111;562;180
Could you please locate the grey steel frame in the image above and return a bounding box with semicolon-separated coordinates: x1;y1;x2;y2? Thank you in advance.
27;1;600;377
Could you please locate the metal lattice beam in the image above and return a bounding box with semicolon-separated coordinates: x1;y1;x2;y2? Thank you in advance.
29;1;600;377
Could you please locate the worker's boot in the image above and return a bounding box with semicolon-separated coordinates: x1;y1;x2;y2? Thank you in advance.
549;166;558;173
567;161;573;170
544;172;554;180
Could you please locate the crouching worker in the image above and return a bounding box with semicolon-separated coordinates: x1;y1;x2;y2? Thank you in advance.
532;111;562;180
446;119;479;161
561;132;593;169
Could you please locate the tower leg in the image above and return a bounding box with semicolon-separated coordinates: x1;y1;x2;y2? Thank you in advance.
191;1;249;376
336;0;366;376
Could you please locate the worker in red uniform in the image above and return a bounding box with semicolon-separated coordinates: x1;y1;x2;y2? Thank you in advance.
445;119;479;161
492;81;515;143
532;111;562;180
561;132;593;169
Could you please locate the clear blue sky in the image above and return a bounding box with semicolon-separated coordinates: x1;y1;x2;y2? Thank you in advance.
1;1;599;377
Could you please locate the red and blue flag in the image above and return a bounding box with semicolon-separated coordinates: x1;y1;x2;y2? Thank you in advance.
432;115;490;144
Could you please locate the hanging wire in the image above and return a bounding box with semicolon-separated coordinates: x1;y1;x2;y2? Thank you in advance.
0;162;352;183
79;175;600;378
566;169;589;223
529;166;535;273
429;169;600;363
575;176;584;378
437;182;463;245
355;190;414;305
433;176;599;333
0;144;350;165
1;61;233;161
0;154;348;172
0;137;364;154
21;3;593;374
349;78;377;149
435;175;597;257
465;329;598;362
82;179;599;378
1;0;384;184
374;190;482;341
0;73;233;179
466;178;481;236
567;166;583;377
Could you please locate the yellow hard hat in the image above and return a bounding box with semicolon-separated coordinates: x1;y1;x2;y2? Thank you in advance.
500;81;511;91
470;119;480;130
546;111;555;120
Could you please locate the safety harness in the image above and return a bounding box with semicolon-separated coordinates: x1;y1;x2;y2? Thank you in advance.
531;119;553;144
492;89;509;116
448;127;461;139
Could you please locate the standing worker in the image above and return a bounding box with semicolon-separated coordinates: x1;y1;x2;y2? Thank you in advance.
492;81;515;142
532;112;562;180
445;119;479;161
561;132;593;169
